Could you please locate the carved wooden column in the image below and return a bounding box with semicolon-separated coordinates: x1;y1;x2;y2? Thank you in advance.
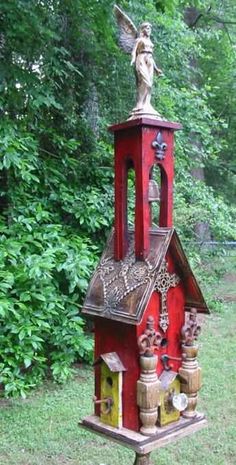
180;344;201;418
137;354;160;435
179;308;202;418
137;316;162;435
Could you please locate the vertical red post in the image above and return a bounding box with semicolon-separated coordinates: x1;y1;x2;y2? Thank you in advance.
114;132;129;260
109;118;181;261
157;129;175;227
133;128;151;260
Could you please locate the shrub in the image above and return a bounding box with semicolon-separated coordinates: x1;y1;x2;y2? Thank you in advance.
0;216;98;397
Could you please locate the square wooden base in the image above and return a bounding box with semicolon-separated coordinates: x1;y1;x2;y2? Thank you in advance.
80;413;207;454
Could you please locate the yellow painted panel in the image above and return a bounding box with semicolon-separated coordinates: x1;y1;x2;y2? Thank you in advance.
159;379;180;426
100;362;122;428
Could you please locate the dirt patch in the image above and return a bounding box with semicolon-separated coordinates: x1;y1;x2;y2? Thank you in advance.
223;272;236;284
0;398;14;408
216;271;236;302
220;294;236;302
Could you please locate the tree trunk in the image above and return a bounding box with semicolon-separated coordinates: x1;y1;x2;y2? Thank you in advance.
0;169;8;215
184;7;211;243
84;83;99;138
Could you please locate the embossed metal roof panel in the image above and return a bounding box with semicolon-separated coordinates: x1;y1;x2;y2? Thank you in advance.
82;228;171;324
94;352;126;372
82;228;209;325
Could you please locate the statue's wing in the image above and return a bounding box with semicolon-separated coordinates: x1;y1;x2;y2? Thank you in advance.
114;5;138;54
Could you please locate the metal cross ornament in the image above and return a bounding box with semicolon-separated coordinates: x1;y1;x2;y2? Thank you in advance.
155;260;180;332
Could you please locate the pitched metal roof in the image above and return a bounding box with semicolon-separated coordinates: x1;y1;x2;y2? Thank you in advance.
82;228;209;325
94;352;126;372
159;370;178;390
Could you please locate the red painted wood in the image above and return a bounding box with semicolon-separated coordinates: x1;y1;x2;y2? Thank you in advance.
94;320;101;417
163;252;185;372
137;254;185;376
94;254;185;432
112;120;180;261
114;136;129;260
94;318;140;432
93;118;186;433
139;127;175;229
158;132;174;227
109;118;182;132
134;129;150;260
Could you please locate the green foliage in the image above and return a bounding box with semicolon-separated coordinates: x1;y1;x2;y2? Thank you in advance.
0;214;96;397
0;118;113;396
174;175;236;240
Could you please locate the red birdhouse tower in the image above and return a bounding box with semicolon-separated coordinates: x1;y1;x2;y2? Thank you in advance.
81;117;209;464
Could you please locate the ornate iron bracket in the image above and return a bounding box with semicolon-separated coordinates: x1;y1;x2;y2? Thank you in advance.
152;131;167;160
181;308;201;346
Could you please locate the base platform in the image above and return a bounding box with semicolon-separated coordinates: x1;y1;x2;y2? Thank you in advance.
80;413;207;454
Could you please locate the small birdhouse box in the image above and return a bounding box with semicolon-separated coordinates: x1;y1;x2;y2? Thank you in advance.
94;352;126;428
81;118;208;461
159;370;186;426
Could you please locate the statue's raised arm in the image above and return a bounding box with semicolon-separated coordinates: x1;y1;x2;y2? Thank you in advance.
114;5;162;120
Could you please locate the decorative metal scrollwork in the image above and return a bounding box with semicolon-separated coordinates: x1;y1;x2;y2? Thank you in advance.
155;260;180;332
152;131;167;160
97;239;156;313
96;242;180;331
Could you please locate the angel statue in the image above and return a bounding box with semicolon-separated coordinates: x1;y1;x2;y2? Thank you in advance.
114;5;163;120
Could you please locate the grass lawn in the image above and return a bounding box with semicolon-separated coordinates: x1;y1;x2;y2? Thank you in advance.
0;253;235;465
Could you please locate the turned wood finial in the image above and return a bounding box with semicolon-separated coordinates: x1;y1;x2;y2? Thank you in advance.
137;316;162;436
137;316;163;356
181;308;201;346
179;310;202;418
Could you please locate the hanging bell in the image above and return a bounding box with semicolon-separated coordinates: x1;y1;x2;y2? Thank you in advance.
148;179;160;202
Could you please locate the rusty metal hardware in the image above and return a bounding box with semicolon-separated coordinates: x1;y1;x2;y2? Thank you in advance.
161;354;182;371
152;131;167;160
137;316;163;356
164;388;175;413
154;260;180;332
181;308;201;346
148;179;160;203
93;395;113;415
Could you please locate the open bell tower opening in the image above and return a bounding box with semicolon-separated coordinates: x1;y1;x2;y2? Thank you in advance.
112;118;178;261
